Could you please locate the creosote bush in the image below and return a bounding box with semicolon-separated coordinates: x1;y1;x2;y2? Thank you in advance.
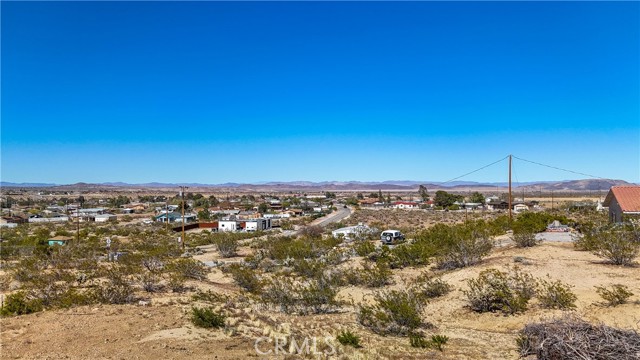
0;291;43;316
358;288;427;335
226;264;263;294
537;277;577;310
409;333;448;351
216;237;239;258
464;267;536;314
336;330;361;348
190;306;226;328
596;284;634;306
511;230;540;248
413;273;453;299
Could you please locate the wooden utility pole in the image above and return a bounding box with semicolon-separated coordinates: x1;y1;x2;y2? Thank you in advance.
508;154;512;222
180;186;188;250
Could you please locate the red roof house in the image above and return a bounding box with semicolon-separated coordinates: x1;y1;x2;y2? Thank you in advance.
603;186;640;223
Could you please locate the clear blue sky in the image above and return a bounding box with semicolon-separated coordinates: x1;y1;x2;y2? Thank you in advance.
2;2;638;184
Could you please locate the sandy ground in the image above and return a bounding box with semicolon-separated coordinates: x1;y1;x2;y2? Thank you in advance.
2;239;639;359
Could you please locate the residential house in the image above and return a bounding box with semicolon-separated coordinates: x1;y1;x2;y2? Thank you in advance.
392;201;419;209
603;186;640;223
47;235;73;246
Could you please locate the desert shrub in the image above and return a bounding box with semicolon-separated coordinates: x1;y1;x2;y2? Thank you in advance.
226;264;263;294
297;277;340;315
358;288;427;335
167;258;209;280
50;288;94;309
513;212;569;234
336;329;361;348
191;289;228;303
354;241;376;257
167;272;187;293
260;276;340;315
387;242;432;269
591;227;639;266
511;230;540;248
537;277;577;310
360;261;393;288
292;258;328;278
415;222;493;270
216;237;239;258
190;306;226;328
0;291;43;316
138;272;163;293
299;225;325;239
413;273;453;299
92;270;135;304
518;316;640;360
409;333;448;351
464;267;536;314
260;277;297;313
596;284;634;306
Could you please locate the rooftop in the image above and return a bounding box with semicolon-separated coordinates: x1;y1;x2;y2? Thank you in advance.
603;186;640;212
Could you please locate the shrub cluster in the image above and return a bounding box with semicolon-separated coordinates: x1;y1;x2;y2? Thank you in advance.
358;288;427;335
464;267;536;314
596;284;634;306
190;306;226;328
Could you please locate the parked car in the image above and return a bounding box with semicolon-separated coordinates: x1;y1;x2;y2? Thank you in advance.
380;230;405;245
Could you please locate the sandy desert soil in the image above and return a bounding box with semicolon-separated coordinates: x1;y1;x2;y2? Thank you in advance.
2;235;639;360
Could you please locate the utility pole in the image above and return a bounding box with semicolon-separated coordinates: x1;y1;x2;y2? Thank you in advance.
180;186;188;250
508;154;512;222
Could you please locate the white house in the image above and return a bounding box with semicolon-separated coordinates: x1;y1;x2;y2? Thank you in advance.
95;214;117;223
244;218;271;232
513;204;529;213
391;201;419;209
218;220;239;232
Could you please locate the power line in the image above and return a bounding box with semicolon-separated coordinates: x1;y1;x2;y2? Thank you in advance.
441;155;510;185
512;155;610;180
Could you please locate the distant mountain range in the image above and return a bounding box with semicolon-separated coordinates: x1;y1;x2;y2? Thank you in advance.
0;179;634;192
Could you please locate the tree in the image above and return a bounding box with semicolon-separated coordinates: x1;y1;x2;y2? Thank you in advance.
357;193;364;200
198;209;211;221
378;189;384;202
468;192;485;204
418;185;429;202
258;203;269;213
434;191;463;208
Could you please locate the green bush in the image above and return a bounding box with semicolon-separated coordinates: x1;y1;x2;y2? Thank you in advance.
190;306;226;328
414;273;453;299
354;241;376;257
216;237;239;258
537;277;577;310
336;330;361;348
409;333;448;351
226;264;263;294
591;228;639;266
596;284;634;306
0;291;43;316
414;222;493;270
511;230;540;248
360;261;393;288
168;258;209;280
358;288;427;335
92;269;135;304
464;267;536;314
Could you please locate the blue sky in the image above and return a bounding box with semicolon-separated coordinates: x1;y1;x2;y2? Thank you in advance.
2;2;638;184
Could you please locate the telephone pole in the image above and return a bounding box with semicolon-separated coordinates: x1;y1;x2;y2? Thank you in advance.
508;154;512;222
180;186;188;250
